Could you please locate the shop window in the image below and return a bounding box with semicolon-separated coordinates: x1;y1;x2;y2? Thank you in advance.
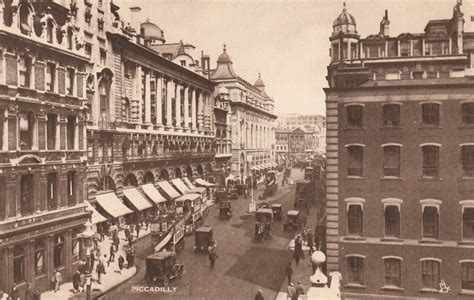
462;261;474;290
53;235;64;268
13;246;25;283
463;208;474;240
67;171;76;205
462;103;474;125
384;258;401;287
422;206;439;239
421;260;440;290
34;241;46;275
67;116;76;150
422;103;440;126
47;172;57;209
347;256;364;285
46;63;56;92
346;105;363;128
72;230;81;260
462;146;474;177
347;145;363;176
422;145;439;177
20;174;33;215
347;205;363;237
383;145;401;177
47;113;57;150
384;205;400;238
66;68;75;96
19;56;32;88
383;104;400;127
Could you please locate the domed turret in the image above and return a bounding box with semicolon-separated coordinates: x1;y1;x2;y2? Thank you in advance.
217;44;232;64
140;19;165;44
210;44;238;80
332;2;357;37
254;73;265;88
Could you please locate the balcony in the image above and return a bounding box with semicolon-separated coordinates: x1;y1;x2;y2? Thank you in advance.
123;150;215;163
98;120;117;131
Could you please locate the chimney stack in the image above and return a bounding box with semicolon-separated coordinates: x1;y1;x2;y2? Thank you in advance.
129;6;142;34
379;9;390;37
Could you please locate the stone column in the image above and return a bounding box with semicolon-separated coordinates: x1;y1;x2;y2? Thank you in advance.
166;78;173;127
156;75;163;126
2;109;8;151
347;41;351;60
144;70;151;125
197;91;203;130
191;88;197;130
135;65;143;124
32;114;38;150
175;82;182;128
183;85;189;129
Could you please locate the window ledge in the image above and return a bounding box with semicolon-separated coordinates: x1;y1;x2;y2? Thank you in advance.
419;177;442;181
458;240;474;246
381;286;404;292
345;283;366;289
380;126;403;130
419;239;442;245
346;176;366;180
418;125;442;129
380;176;404;181
460;289;474;295
380;238;403;243
344;236;367;241
419;288;439;294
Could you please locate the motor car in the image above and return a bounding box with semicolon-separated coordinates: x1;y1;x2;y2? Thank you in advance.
145;251;184;286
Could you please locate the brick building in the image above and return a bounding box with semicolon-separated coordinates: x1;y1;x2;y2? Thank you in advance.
326;1;474;298
0;1;90;295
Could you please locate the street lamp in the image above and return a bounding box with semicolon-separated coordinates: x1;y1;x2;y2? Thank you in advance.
246;154;256;212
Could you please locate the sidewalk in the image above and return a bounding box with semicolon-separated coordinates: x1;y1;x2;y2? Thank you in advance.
41;226;151;300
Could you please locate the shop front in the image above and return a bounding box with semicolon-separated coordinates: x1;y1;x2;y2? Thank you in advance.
122;187;154;224
94;192;134;228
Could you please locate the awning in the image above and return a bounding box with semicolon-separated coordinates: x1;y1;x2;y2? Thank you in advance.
85;201;107;224
183;177;196;189
170;178;190;194
157;181;181;200
195;178;216;187
95;192;133;219
189;186;206;194
141;183;167;204
176;193;201;203
122;187;153;211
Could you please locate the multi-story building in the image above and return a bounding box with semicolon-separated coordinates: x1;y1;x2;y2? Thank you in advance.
85;5;216;214
276;127;321;166
212;85;232;185
325;1;474;298
0;1;90;295
275;129;290;165
277;113;326;154
210;47;277;179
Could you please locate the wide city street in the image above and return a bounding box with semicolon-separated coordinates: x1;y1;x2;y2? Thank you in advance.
99;169;313;300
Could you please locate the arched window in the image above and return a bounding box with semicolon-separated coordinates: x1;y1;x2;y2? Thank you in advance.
143;172;154;184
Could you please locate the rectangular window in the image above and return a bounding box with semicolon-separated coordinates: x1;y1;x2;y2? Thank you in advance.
385;206;400;238
384;258;401;287
47;113;57;150
347;257;364;285
67;171;76;205
462;146;474;177
347;205;363;236
100;82;108;112
422;260;440;290
463;208;474;240
85;44;92;58
347;146;363;176
100;49;106;66
67;116;76;150
383;146;400;177
422;207;439;239
462;262;474;290
422;103;440;126
19;112;33;150
46;63;56;92
34;242;46;275
47;173;57;209
13;246;25;283
19;56;32;88
346;105;363;128
20;174;33;215
66;68;75;96
462;103;474;125
53;235;64;268
383;104;400;127
422;146;439;177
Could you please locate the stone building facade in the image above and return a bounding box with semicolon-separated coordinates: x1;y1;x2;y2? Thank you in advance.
211;47;277;179
326;2;474;298
0;1;90;295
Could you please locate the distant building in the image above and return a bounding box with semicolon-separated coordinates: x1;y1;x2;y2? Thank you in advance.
325;1;474;298
277;113;326;154
210;46;277;179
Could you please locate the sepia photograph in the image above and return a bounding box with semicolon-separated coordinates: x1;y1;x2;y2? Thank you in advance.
0;0;473;299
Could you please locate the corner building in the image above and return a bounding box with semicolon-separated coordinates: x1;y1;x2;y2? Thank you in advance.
326;2;474;298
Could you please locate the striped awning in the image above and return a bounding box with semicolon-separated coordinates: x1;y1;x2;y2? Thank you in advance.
183;177;196;189
95;192;133;219
122;187;153;211
157;181;181;200
141;183;167;204
195;178;216;187
84;201;107;224
171;178;191;194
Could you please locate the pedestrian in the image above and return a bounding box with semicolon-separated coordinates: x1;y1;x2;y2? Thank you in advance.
24;283;32;300
254;289;264;300
128;235;134;247
10;285;18;300
294;247;301;266
114;234;120;252
53;269;62;292
124;226;130;240
99;225;105;241
286;283;296;300
72;271;81;294
118;255;125;273
209;250;218;269
96;260;106;284
307;231;314;255
109;244;115;263
136;223;141;238
296;281;304;299
285;263;293;285
90;249;96;271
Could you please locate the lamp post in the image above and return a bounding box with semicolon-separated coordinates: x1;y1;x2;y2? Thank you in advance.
246;154;256;212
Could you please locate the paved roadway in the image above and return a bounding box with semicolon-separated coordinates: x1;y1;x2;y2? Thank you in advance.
100;170;306;300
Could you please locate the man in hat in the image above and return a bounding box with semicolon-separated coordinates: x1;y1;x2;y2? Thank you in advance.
254;289;264;300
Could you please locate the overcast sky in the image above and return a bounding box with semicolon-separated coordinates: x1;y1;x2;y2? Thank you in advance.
114;0;473;116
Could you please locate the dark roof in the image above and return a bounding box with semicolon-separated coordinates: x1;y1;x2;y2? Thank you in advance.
195;226;213;233
147;251;175;260
151;41;185;59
